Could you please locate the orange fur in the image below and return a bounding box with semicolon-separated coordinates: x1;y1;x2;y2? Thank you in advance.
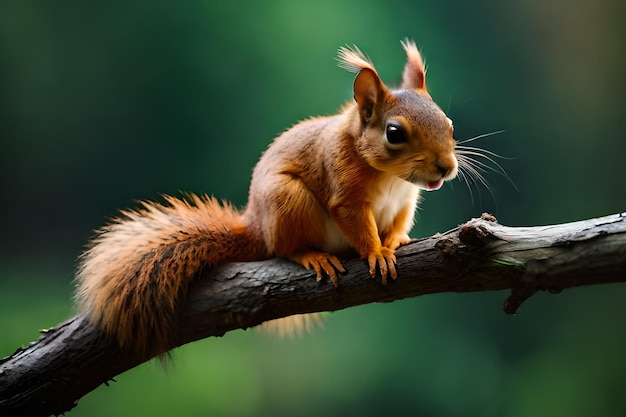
76;195;268;357
75;40;458;357
401;38;428;94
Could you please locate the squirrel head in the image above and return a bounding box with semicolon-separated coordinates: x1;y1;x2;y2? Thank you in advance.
338;40;458;191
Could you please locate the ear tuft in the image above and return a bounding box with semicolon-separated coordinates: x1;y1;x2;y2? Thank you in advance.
337;45;377;75
400;39;427;92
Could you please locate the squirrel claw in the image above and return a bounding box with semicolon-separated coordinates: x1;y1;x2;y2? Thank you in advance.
293;252;345;287
367;248;397;285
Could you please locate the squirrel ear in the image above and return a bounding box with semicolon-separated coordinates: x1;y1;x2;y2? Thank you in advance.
400;39;428;94
353;68;387;124
337;45;389;124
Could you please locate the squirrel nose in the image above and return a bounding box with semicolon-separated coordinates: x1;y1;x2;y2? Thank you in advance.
436;160;457;179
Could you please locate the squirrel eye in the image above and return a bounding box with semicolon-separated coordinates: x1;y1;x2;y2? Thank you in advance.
385;120;408;146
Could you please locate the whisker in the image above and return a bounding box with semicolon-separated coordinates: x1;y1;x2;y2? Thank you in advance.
455;130;506;145
456;147;517;190
455;164;475;205
456;149;508;175
458;155;491;175
457;157;497;206
455;145;514;160
458;157;490;189
452;129;513;210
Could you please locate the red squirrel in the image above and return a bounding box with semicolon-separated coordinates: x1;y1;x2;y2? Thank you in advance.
75;40;458;357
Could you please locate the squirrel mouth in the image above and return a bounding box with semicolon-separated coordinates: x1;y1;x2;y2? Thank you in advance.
404;173;444;191
424;179;444;191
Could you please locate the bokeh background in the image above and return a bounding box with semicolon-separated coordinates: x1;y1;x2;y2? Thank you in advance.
1;1;625;416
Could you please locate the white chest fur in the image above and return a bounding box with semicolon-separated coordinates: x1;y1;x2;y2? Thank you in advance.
323;177;420;253
371;176;420;233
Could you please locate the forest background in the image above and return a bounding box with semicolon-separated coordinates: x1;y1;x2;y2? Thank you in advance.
1;1;625;416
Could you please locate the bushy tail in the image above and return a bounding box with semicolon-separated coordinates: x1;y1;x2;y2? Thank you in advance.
75;194;267;358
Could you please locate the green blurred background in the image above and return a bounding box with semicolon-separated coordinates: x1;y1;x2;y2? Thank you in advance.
1;0;625;416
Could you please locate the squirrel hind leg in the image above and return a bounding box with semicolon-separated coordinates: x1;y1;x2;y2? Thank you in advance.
258;313;326;338
289;252;346;287
254;174;346;285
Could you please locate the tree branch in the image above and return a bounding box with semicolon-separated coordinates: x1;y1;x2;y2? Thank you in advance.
2;213;626;416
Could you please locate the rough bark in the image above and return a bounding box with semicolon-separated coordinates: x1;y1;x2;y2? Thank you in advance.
1;213;625;416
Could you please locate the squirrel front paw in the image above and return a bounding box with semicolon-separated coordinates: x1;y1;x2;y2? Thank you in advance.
367;247;397;285
382;233;411;251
